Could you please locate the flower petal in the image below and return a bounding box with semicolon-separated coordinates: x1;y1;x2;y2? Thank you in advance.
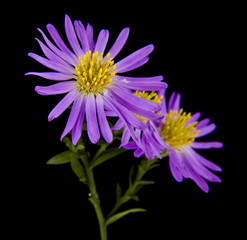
48;89;78;122
117;57;149;73
106;27;129;59
72;98;86;145
191;141;223;149
28;53;74;74
64;15;84;57
196;123;216;138
46;23;78;64
86;23;95;51
25;72;73;81
94;29;109;53
35;81;76;96
169;151;183;182
115;44;154;73
96;94;113;143
86;93;100;144
60;93;84;141
37;28;77;66
116;75;164;82
74;20;90;53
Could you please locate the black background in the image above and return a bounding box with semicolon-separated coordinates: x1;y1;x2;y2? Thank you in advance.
20;1;241;239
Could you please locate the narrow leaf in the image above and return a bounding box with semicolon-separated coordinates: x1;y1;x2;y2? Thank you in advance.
90;147;127;168
47;151;77;165
106;208;146;226
116;183;122;203
71;158;87;183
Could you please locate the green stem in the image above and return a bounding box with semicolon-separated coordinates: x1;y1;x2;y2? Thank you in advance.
81;155;107;240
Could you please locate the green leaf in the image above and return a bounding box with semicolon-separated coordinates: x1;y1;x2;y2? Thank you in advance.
106;208;146;226
71;157;87;183
136;180;155;186
47;151;77;165
90;147;127;168
116;183;122;203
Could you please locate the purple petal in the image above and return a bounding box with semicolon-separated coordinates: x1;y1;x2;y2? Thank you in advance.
72;98;86;145
28;53;75;74
96;94;113;143
94;29;109;53
60;93;84;141
115;44;154;73
86;93;100;144
35;81;76;96
172;93;181;112
117;79;167;91
196;123;216;138
37;28;77;66
169;153;183;182
116;75;164;82
35;38;73;68
117;57;149;73
191;141;223;149
48;89;78;122
186;112;201;125
25;72;73;81
120;127;131;147
189;148;222;172
106;27;129;59
86;23;95;51
46;23;78;63
196;118;211;129
74;20;90;53
168;92;176;112
64;15;84;57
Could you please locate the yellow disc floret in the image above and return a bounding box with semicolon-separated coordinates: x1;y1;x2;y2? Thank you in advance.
75;51;116;95
161;109;200;150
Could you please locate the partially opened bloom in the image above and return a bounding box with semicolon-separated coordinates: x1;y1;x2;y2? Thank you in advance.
159;91;223;192
26;15;167;145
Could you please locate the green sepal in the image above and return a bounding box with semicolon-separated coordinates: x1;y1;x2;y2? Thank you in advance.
106;208;146;226
47;151;78;165
90;147;127;169
71;157;87;183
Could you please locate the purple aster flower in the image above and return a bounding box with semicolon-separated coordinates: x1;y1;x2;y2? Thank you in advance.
26;15;167;145
159;91;223;193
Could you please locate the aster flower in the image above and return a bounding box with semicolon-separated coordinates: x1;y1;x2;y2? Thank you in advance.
159;91;223;193
114;91;166;160
26;14;167;145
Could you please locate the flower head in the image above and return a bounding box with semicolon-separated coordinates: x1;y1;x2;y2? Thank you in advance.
160;91;223;192
26;15;167;145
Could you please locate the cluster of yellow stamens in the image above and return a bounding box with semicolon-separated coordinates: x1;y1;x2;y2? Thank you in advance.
133;91;163;123
75;51;116;95
161;109;200;150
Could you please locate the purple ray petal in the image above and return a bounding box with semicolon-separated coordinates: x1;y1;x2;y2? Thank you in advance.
186;112;201;125
115;44;154;72
60;93;84;141
74;20;90;53
94;29;109;53
25;72;73;81
118;79;167;91
196;118;211;129
191;141;223;149
117;57;149;73
35;38;72;68
169;152;183;182
72;98;86;145
48;89;78;122
172;93;181;112
168;92;176;112
106;27;129;59
64;15;84;57
96;94;113;143
86;93;100;144
37;28;77;66
86;23;95;51
46;23;78;63
189;148;222;172
35;81;76;96
196;123;216;138
28;53;75;74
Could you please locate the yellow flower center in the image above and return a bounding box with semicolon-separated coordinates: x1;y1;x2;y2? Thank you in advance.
75;51;116;95
134;91;163;123
161;109;200;150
